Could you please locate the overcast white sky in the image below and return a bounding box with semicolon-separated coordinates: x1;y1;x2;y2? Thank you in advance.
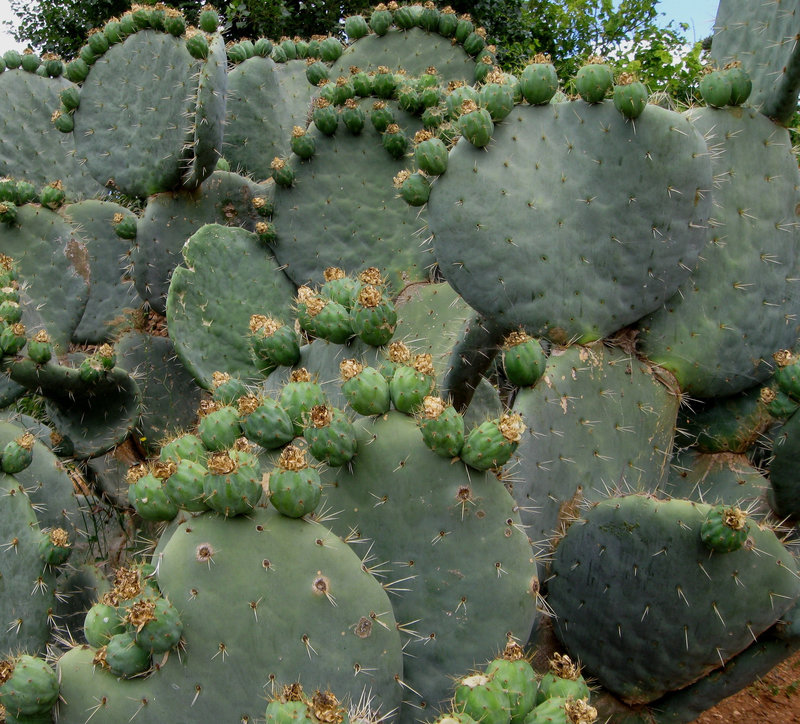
0;0;719;55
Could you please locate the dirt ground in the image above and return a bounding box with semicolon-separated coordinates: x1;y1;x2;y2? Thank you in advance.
694;649;800;723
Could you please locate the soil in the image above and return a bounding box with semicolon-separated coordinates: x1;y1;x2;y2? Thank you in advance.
694;649;800;723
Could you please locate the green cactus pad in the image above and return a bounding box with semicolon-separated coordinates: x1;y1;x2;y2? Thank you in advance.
1;204;90;351
320;412;538;717
429;101;711;343
637;107;800;398
0;71;104;199
132;170;267;314
63;201;141;343
56;507;404;723
0;475;56;656
72;29;225;196
330;28;475;83
166;224;296;387
548;494;800;704
225;58;317;181
511;342;678;546
271;121;432;296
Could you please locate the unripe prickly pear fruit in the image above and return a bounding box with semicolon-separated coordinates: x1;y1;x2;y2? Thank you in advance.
575;57;613;103
160;433;206;465
250;314;301;373
0;322;26;355
321;267;360;309
486;642;538;724
127;596;183;654
458;100;493;147
698;67;731;108
101;631;151;677
536;654;590;704
271;157;295;187
351;286;397;346
1;432;35;474
163;457;208;512
268;444;323;518
203;447;262;517
390;350;435;413
700;505;750;553
340;359;392;416
395;169;431;206
520;54;559;105
198;402;242;451
198;4;219;32
312;98;339;136
461;412;524;470
613;72;648;119
0;655;59;719
112;211;137;239
239;394;295;450
370;4;392;35
502;331;546;387
414;131;448;175
39;527;71;566
210;370;248;406
453;672;512;724
723;61;752;106
0;200;17;225
341;98;366;133
39;180;65;209
345;14;370;39
370;100;395;132
26;329;52;364
418;395;464;458
128;463;180;521
382;123;409;159
83;602;125;648
525;696;597;724
303;404;358;467
280;368;328;435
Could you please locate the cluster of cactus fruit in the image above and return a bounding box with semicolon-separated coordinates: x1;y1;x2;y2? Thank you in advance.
2;0;800;722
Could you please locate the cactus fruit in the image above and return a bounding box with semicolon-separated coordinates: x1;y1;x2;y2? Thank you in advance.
700;505;750;552
268;444;323;517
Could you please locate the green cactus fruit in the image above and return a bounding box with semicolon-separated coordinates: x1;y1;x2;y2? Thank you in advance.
280;368;328;435
0;655;59;719
536;654;590;704
164;10;186;36
461;412;525;471
414;131;448;175
370;5;393;35
268;444;323;518
306;60;328;87
83;602;124;648
20;51;41;73
398;84;422;114
87;30;109;55
128;597;183;654
458;101;494;147
198;6;219;32
485;642;538;724
319;37;343;62
773;349;800;401
340;359;392;416
59;85;80;112
112;210;137;240
453;673;512;724
502;331;546;387
351;285;397;346
250;315;301;373
203;447;262;517
0;200;16;225
102;19;124;44
197;402;242;451
724;62;752;106
163;458;208;512
432;714;479;724
38;527;71;566
700;505;750;553
317;81;336;104
345;14;370;39
210;371;248;406
389;350;436;413
438;6;458;35
52;107;74;133
475;56;494;83
341;98;366;133
381;123;409;159
351;69;372;96
320;267;360;309
332;76;355;106
463;30;487;56
26;329;52;365
278;38;297;61
65;57;89;82
575;58;614;103
613;73;648;118
0;299;21;323
2;50;21;69
699;68;732;108
271;44;288;63
0;323;26;355
393;5;416;29
303;405;358;467
160;433;206;465
418;395;465;458
271;157;295;187
101;631;151;678
291;125;316;159
252;37;272;56
297;287;354;343
1;432;34;474
523;697;597;724
446;83;479;119
239;395;295;450
186;31;209;59
370;100;395;132
0;179;15;202
312;98;339;136
396;169;431;206
38;180;65;210
481;79;515;121
127;465;179;522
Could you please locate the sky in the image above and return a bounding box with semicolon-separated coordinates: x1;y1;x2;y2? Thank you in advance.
0;0;719;55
